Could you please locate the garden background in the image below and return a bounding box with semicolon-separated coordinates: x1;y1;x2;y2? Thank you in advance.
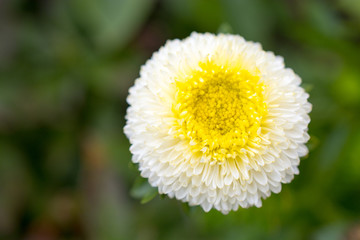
1;0;360;239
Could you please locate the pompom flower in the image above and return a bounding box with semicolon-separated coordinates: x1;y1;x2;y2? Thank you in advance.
124;32;311;214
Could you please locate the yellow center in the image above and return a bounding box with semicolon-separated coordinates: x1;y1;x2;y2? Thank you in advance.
173;61;267;162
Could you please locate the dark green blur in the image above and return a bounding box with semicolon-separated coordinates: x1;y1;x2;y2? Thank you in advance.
0;0;360;239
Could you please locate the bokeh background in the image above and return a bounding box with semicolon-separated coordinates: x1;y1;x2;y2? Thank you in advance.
1;0;360;239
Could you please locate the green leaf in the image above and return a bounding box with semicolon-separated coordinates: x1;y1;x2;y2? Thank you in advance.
140;188;158;204
159;194;167;200
130;177;158;204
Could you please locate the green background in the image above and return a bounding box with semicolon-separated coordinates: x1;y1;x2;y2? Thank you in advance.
1;0;360;239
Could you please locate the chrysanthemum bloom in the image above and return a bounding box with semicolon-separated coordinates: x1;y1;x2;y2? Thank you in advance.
124;32;311;214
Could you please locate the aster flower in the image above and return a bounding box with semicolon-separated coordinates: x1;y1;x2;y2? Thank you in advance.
124;32;311;214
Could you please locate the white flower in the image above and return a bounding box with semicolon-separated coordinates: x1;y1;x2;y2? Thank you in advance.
124;32;311;214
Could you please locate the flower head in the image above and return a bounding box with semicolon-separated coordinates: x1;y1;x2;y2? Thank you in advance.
124;32;311;214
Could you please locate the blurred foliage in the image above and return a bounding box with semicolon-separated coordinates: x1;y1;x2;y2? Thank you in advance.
0;0;360;239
